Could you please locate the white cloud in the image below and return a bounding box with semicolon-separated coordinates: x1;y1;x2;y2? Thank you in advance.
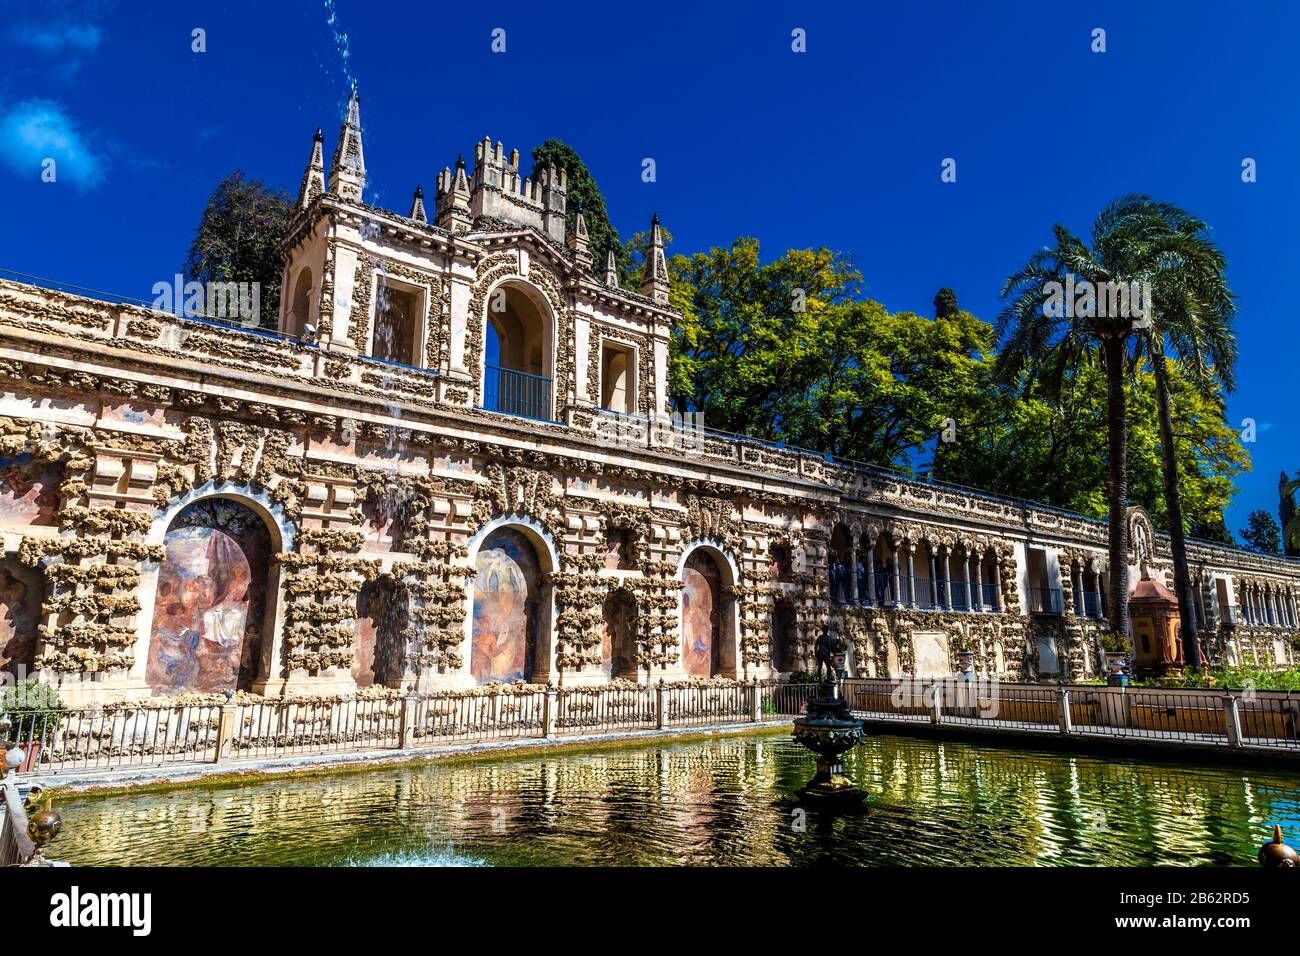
10;22;103;54
0;99;106;191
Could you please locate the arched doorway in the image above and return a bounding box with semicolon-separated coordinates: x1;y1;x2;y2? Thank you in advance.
470;527;544;683
681;549;727;678
145;498;272;695
772;598;798;672
483;282;553;420
601;589;639;679
354;576;407;688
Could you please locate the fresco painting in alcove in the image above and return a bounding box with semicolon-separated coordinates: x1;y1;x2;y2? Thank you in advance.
0;559;41;676
146;499;271;695
471;528;539;684
682;552;721;678
0;454;61;526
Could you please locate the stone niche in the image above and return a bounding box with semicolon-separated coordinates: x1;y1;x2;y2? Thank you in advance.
911;631;951;678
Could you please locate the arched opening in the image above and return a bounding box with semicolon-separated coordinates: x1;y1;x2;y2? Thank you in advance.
471;526;544;683
681;549;726;677
483;282;553;421
772;598;798;672
0;557;42;678
145;498;272;696
601;589;639;680
372;275;423;366
829;525;853;605
285;267;314;338
353;576;407;688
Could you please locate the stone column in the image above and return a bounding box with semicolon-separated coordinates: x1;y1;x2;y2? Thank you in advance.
973;553;985;611
937;545;949;609
961;547;971;611
904;545;915;606
848;536;860;605
1072;563;1085;617
891;540;902;606
929;549;939;609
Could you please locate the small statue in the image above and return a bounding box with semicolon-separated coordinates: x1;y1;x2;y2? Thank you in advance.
814;628;845;684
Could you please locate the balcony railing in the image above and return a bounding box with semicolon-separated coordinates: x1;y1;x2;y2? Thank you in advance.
483;364;552;422
1029;586;1063;615
1079;590;1105;619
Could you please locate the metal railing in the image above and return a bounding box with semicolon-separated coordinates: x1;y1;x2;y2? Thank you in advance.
843;678;1300;752
1080;590;1106;618
1221;605;1241;626
7;681;785;778
0;777;37;866
1029;586;1064;615
482;364;552;421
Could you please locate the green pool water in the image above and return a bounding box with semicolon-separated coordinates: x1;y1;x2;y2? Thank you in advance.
51;731;1300;866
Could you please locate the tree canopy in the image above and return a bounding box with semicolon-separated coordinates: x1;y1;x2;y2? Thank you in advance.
183;171;292;329
1240;509;1283;554
531;140;625;285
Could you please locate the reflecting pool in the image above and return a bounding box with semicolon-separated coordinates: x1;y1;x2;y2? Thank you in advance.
54;730;1300;866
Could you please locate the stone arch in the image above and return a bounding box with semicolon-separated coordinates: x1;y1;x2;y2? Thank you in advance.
134;481;293;695
677;540;740;679
601;586;639;680
285;266;314;338
142;496;275;695
481;277;557;420
465;515;559;685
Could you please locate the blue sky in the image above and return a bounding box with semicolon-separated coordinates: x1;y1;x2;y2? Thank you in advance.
0;0;1295;537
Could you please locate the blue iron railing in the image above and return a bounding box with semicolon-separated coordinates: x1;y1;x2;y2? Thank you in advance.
1030;586;1064;615
483;364;552;421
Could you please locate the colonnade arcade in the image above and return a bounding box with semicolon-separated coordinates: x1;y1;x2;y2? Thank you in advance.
827;522;1008;614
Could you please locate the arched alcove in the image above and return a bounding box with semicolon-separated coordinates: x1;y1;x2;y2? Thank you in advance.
679;543;739;678
771;598;798;672
483;280;554;420
601;589;639;679
470;526;546;683
145;497;273;695
354;575;407;688
0;557;43;678
285;266;314;338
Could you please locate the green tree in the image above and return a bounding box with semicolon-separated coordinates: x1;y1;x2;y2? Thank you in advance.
933;356;1248;530
1120;198;1237;668
1240;509;1283;554
184;171;292;329
934;287;959;319
1280;470;1300;557
994;200;1166;639
531;140;624;284
665;237;860;434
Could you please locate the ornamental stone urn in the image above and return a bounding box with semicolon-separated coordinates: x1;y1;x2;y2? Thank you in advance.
791;629;866;805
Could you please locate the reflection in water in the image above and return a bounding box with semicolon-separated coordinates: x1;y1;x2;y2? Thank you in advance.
56;732;1300;867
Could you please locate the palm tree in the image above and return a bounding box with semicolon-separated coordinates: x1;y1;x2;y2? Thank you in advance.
1127;205;1236;668
997;196;1237;661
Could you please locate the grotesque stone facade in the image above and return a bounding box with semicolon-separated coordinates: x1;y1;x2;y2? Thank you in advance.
2;95;1297;704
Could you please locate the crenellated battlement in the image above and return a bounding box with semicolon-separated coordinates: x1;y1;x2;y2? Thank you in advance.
432;136;567;241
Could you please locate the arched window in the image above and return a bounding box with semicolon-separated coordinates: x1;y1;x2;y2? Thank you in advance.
484;283;553;420
601;590;639;680
471;527;543;684
146;498;272;695
285;267;314;338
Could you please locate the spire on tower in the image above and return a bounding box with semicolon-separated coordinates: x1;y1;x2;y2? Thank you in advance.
296;128;325;210
328;88;366;201
567;201;592;271
604;248;619;287
641;212;669;304
435;153;473;231
409;185;427;223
